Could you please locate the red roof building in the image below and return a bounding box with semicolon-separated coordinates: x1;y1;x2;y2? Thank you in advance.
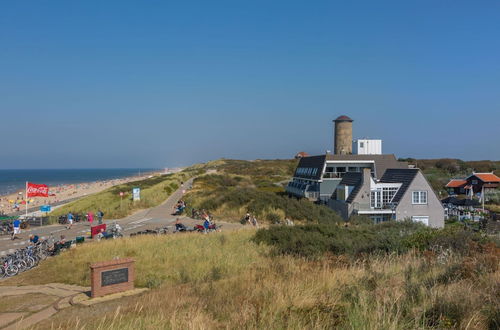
295;152;310;159
445;172;500;198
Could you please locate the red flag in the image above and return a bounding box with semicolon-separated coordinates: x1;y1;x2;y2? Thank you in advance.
27;183;49;197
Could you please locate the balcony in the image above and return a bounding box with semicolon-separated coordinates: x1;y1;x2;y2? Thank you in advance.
322;172;344;179
352;202;397;214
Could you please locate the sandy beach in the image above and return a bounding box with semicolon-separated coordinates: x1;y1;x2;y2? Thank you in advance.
0;172;163;216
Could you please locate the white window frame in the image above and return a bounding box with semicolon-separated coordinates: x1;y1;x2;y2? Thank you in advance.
412;216;429;226
412;191;428;205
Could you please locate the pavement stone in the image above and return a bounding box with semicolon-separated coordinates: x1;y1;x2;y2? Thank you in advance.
0;313;26;328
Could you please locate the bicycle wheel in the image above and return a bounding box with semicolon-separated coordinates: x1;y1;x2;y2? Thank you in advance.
16;259;27;272
5;264;18;277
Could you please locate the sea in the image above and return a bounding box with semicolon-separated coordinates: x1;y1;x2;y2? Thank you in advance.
0;169;159;196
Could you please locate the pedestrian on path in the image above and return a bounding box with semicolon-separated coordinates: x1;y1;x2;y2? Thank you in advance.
97;210;104;224
11;218;21;240
87;211;94;224
66;212;74;230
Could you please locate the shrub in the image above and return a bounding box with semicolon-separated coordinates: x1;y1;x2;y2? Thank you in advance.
254;222;498;258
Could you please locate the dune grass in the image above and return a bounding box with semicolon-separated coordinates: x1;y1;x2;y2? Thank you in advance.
24;227;499;330
49;167;202;220
3;229;265;289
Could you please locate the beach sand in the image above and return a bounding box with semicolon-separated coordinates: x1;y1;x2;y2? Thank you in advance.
0;173;162;216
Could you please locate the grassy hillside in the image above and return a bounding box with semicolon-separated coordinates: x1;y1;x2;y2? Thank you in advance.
183;159;342;224
50;166;204;219
5;223;496;329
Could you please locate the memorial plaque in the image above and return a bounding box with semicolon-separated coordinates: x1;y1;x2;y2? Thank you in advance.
102;268;129;286
90;258;135;298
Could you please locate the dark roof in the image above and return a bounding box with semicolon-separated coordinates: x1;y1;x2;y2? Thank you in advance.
325;154;408;179
457;199;480;207
441;196;460;205
334;115;353;122
379;168;419;204
339;172;362;186
339;172;363;203
294;155;326;180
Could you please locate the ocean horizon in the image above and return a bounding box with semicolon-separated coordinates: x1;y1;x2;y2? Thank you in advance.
0;168;160;196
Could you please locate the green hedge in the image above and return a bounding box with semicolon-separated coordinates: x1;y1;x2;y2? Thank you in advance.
253;222;494;257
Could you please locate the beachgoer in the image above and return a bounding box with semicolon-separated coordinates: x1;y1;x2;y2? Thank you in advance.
67;212;74;229
11;218;21;240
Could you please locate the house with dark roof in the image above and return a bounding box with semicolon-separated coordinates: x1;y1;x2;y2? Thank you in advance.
285;153;408;201
328;168;444;227
445;173;500;200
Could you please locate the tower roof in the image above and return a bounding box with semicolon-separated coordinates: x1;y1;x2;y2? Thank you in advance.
334;115;353;122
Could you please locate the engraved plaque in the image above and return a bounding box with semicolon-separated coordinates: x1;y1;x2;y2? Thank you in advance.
101;268;129;286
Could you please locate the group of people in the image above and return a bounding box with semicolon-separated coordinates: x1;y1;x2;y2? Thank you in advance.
173;200;186;215
28;233;68;254
243;213;259;227
65;210;104;229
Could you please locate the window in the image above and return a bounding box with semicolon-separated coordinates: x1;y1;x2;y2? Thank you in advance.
382;187;399;205
412;191;428;204
360;142;364;148
336;167;346;173
371;187;399;208
371;189;381;208
412;216;429;226
348;167;358;172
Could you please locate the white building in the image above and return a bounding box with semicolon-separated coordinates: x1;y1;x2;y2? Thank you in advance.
353;139;382;155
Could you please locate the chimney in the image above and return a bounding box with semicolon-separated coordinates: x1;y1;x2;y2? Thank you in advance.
362;167;372;185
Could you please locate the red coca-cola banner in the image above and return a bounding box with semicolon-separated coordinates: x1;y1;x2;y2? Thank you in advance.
27;183;49;197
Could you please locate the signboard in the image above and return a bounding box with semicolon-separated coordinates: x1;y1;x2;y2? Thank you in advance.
101;268;129;287
40;205;51;212
132;187;141;201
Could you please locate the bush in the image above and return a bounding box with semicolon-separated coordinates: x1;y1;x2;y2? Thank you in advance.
254;221;498;258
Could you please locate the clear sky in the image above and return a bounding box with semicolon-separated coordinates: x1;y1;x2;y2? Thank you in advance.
1;1;499;169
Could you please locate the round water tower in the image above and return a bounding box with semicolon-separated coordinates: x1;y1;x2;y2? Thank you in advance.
333;115;353;155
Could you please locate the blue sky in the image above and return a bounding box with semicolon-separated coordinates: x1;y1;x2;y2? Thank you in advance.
1;1;499;168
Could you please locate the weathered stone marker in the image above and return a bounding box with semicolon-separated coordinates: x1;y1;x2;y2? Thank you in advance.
90;258;135;298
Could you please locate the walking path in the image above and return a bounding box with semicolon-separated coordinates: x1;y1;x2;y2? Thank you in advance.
0;177;241;328
0;179;195;255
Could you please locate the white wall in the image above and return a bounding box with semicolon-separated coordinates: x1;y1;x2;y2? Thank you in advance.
353;139;382;155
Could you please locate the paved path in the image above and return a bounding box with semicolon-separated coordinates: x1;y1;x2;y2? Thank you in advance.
0;283;89;329
0;179;195;256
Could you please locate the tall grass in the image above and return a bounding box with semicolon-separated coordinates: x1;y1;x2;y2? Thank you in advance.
3;230;265;289
26;229;499;329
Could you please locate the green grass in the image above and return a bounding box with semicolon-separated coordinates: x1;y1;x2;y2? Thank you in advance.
49;167;203;220
3;229;265;289
18;226;499;330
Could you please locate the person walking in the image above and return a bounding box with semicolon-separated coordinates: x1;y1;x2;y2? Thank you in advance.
11;218;21;240
97;210;104;224
66;212;74;230
87;211;94;225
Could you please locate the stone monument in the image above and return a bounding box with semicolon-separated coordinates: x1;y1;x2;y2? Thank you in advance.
90;258;135;298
